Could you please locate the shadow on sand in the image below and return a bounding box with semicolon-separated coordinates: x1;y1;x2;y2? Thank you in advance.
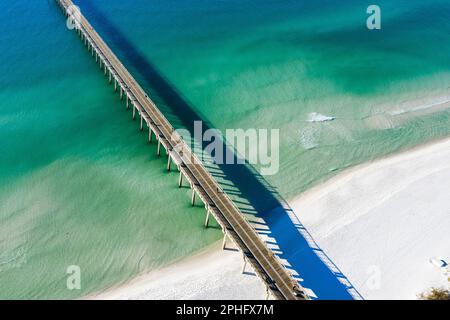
77;0;363;300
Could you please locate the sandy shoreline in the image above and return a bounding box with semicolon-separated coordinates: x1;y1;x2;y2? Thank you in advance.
90;137;450;300
89;242;266;300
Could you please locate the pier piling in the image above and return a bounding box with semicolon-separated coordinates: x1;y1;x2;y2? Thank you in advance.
191;188;196;206
222;230;228;250
242;255;247;273
204;209;210;228
178;172;183;187
157;140;161;156
167;154;172;172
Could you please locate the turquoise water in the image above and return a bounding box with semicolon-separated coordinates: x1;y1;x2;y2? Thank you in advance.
0;0;449;299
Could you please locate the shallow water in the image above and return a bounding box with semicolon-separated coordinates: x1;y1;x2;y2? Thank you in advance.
0;0;449;298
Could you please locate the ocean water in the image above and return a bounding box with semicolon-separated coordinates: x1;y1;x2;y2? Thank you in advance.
0;0;449;299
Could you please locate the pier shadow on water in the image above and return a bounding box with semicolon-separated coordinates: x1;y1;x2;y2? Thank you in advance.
77;0;362;300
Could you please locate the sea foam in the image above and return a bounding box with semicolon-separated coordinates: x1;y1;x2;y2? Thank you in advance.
307;112;335;123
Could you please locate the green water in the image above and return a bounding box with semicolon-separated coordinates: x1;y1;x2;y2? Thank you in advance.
122;0;450;198
0;0;449;299
0;1;221;299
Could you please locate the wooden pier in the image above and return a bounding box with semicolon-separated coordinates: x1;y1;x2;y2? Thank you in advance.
56;0;308;300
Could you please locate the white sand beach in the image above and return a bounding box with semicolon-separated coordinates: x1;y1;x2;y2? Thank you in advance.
91;138;450;300
89;242;266;300
291;138;450;299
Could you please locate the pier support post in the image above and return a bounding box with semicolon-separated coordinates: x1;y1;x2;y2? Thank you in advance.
132;106;136;120
167;154;172;171
191;188;196;206
114;79;117;92
178;171;183;187
109;71;112;84
178;171;183;188
204;210;210;228
126;96;129;109
242;254;247;273
140;115;143;130
157;140;161;156
222;230;228;250
104;65;107;76
148;128;153;143
120;87;123;100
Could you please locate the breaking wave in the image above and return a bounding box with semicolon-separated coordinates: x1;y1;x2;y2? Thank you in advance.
307;112;335;123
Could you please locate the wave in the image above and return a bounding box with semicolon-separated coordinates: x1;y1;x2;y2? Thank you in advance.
366;93;450;129
389;96;450;116
307;112;335;123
